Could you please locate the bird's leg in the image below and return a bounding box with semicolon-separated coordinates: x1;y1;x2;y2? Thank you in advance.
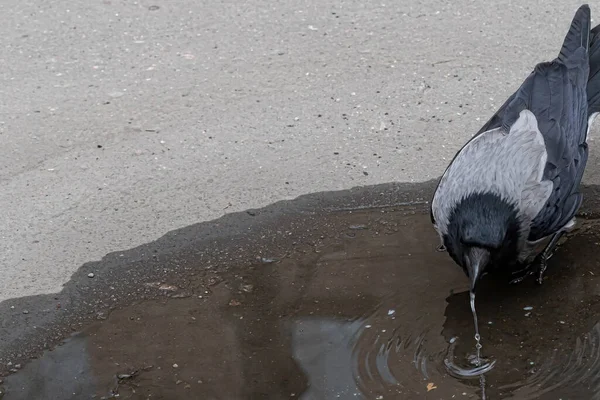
535;231;565;285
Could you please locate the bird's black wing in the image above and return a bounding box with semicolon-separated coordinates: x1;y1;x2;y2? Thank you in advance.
509;6;591;241
512;62;588;241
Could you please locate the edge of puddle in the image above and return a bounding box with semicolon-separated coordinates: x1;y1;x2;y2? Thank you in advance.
0;180;436;376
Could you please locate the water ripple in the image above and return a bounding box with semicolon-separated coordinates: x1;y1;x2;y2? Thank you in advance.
500;321;600;399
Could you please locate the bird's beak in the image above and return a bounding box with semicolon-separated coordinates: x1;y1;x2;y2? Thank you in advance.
465;247;490;292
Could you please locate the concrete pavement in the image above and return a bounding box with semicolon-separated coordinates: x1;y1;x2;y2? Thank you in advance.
0;0;597;302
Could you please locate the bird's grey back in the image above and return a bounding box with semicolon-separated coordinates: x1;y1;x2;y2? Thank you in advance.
431;110;552;238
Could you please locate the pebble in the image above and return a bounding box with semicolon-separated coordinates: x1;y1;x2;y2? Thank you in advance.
241;284;254;293
22;310;29;315
172;364;179;368
88;273;95;278
158;284;178;291
523;306;533;311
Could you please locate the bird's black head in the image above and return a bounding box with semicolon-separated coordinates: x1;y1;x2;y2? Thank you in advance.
443;192;522;292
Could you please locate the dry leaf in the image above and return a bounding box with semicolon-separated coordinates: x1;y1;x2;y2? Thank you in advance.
426;382;437;392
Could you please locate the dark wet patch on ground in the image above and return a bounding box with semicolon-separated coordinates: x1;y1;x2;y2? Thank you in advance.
3;181;600;399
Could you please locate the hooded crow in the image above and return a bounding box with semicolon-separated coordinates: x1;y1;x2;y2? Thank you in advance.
430;4;600;291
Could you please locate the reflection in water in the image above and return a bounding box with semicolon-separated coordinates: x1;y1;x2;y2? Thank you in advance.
291;318;363;399
2;333;98;400
4;208;600;399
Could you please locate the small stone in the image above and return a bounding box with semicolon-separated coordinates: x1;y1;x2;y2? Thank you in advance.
523;306;533;311
88;273;95;278
176;380;183;385
349;224;368;230
171;292;192;298
22;310;29;315
241;284;254;293
229;299;241;306
172;364;179;368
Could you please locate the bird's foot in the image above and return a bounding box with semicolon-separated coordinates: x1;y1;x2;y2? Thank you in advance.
509;268;534;285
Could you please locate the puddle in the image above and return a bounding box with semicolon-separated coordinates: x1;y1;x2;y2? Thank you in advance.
3;183;600;399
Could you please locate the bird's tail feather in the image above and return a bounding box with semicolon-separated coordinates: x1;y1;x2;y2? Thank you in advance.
558;4;591;64
587;23;600;115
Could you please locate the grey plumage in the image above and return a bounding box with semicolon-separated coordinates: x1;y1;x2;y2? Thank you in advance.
432;110;552;259
430;5;599;288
